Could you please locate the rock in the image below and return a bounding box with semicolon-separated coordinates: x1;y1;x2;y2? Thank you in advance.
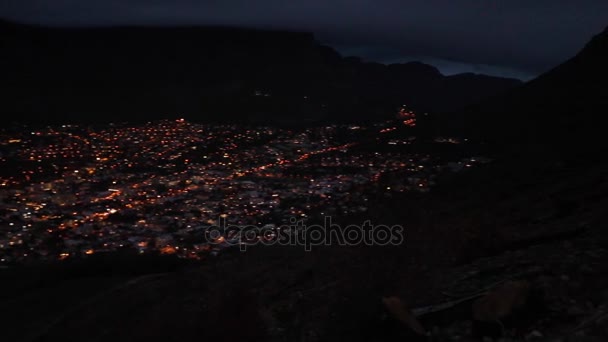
525;330;543;339
382;296;427;336
473;280;531;322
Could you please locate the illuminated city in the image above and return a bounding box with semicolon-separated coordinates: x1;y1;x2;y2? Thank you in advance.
0;116;486;263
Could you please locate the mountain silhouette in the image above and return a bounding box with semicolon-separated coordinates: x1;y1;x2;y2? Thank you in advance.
450;25;608;158
0;20;521;124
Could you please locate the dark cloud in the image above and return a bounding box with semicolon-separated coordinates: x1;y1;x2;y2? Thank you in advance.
2;0;608;79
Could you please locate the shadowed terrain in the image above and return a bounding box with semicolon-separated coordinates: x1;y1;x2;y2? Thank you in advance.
1;20;608;342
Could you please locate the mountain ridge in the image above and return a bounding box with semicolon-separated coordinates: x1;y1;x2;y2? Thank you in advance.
441;24;608;159
0;20;521;124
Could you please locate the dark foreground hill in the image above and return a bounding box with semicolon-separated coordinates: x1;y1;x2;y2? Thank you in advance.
0;19;520;124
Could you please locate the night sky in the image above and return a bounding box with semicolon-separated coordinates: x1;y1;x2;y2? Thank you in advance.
2;1;608;80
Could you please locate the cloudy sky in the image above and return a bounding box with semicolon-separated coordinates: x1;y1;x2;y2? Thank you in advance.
2;0;608;80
